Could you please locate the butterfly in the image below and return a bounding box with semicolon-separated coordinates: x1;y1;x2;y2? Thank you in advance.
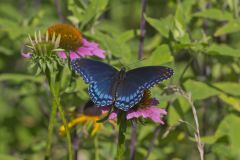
71;58;173;111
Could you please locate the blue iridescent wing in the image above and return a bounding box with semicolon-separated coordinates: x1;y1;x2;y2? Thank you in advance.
115;66;173;111
71;58;118;84
71;58;118;106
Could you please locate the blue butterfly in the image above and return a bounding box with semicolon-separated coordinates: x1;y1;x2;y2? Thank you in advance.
71;58;173;111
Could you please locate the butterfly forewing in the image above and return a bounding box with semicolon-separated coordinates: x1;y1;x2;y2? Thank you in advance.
71;58;118;106
71;58;118;83
115;66;173;111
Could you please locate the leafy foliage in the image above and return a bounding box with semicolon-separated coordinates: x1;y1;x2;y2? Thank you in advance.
1;0;240;159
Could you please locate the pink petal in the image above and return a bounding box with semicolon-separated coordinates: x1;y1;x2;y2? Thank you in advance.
127;107;167;124
100;98;167;124
58;51;67;59
69;51;79;60
100;107;118;120
92;48;106;59
109;111;118;120
78;38;106;59
82;38;98;48
21;52;32;58
77;47;93;57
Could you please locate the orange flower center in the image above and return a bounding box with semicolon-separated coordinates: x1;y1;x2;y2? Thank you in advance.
135;90;152;109
48;23;83;51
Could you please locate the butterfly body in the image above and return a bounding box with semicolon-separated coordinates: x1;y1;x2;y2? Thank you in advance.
110;67;126;100
71;58;173;111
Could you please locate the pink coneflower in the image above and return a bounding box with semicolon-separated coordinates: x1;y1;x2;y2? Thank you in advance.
22;23;106;60
48;24;105;60
101;90;167;124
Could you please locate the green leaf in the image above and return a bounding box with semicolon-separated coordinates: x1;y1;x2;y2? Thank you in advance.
117;30;139;42
0;4;22;22
168;96;190;126
168;105;181;126
0;46;12;56
215;20;240;36
194;8;233;21
0;74;44;83
146;44;174;65
184;80;220;100
90;32;132;64
180;0;196;23
145;15;174;38
219;94;240;111
201;114;240;147
216;114;240;148
201;134;223;144
213;82;240;96
68;0;109;28
206;44;240;58
0;155;19;160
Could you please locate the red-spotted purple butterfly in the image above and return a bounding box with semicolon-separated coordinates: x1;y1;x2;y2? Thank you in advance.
71;58;173;111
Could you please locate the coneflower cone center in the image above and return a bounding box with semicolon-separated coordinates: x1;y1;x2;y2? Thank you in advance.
48;23;83;51
135;90;152;109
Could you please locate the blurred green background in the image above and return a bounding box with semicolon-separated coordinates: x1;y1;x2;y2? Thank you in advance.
1;0;240;159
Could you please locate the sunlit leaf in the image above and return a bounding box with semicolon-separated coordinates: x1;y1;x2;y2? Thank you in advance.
206;44;240;57
215;20;240;36
146;44;174;65
145;15;174;38
219;94;240;111
184;80;220;100
213;82;240;96
0;74;44;83
216;114;240;148
0;155;19;160
194;8;233;21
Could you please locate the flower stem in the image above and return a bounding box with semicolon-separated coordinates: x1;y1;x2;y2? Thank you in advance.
94;135;100;160
55;95;73;160
45;68;73;160
117;112;127;160
45;71;59;160
45;96;58;160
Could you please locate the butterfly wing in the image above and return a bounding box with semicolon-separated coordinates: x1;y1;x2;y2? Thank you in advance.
71;58;118;106
115;66;173;111
71;58;118;84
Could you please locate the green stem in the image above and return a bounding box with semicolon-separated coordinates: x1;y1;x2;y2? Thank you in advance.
234;0;239;18
45;70;59;160
45;67;73;160
51;74;73;160
117;112;127;160
45;96;58;160
94;135;100;160
55;95;73;160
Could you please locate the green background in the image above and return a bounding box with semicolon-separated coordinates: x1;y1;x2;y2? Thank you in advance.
0;0;240;159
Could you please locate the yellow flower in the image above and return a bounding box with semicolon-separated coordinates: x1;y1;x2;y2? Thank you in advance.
59;100;117;137
59;114;101;137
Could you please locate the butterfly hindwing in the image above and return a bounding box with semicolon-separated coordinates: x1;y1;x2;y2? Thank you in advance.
71;58;118;106
115;66;173;111
115;80;144;111
88;77;115;106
